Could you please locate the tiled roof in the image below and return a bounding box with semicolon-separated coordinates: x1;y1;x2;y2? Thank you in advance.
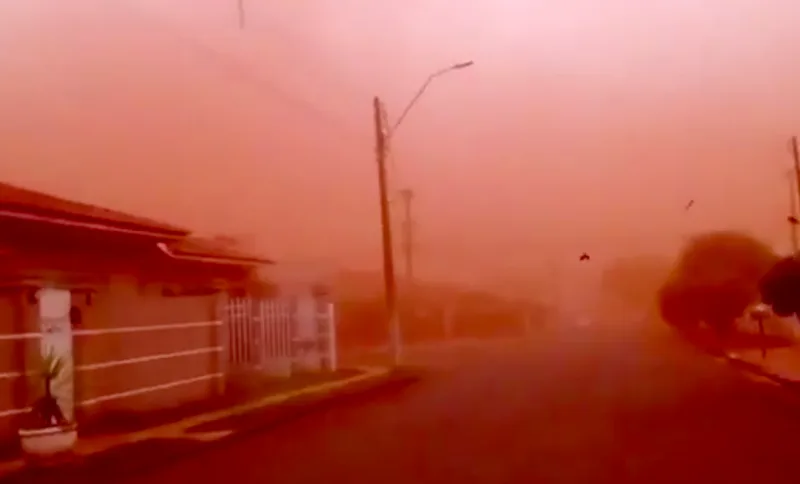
0;182;189;236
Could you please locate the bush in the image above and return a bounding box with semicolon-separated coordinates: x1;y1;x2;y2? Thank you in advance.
657;231;778;334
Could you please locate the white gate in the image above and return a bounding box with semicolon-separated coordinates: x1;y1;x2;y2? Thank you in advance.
225;293;337;378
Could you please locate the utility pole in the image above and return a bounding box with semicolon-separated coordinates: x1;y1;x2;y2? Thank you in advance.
373;96;401;365
399;189;415;282
790;136;800;254
372;61;472;364
399;188;415;335
788;169;799;253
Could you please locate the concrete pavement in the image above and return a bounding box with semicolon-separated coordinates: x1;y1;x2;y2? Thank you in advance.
107;324;800;483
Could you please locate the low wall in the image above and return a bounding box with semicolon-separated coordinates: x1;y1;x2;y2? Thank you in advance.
73;276;225;420
0;278;226;447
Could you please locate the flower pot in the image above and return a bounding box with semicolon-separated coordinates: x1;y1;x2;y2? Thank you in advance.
18;424;77;463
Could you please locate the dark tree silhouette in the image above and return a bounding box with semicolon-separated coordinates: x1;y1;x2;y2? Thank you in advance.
657;231;778;335
760;255;800;317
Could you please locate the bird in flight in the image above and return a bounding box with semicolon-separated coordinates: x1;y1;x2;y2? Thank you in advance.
685;199;694;211
579;253;590;262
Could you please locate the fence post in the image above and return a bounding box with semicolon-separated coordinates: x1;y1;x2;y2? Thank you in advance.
256;298;267;370
215;292;230;396
327;302;338;372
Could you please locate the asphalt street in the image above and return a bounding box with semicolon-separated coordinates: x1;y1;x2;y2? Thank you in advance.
120;322;800;484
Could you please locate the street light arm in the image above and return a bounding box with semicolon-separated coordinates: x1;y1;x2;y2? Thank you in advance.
389;73;438;137
388;61;474;137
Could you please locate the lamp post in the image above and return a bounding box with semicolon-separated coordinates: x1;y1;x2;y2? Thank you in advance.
372;61;474;365
749;303;772;360
389;61;475;137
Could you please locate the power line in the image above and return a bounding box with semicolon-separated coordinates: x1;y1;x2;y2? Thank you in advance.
117;1;364;145
231;6;412;187
131;2;414;194
241;12;372;103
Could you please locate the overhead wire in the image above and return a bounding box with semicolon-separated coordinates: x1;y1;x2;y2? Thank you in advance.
238;7;409;191
116;1;365;147
119;0;420;193
181;1;410;191
122;1;418;250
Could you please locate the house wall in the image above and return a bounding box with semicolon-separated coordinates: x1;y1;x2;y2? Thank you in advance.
73;275;226;422
0;292;38;444
0;277;227;446
0;216;248;445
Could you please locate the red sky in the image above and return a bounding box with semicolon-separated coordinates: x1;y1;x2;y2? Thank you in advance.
1;0;799;292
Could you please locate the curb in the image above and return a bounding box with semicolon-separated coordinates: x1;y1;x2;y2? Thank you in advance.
1;367;422;484
724;354;800;389
674;328;800;389
667;325;800;391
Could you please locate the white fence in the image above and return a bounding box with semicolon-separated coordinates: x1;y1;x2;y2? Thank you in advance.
0;319;224;420
225;294;337;377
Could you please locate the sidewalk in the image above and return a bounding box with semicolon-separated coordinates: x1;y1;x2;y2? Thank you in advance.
721;314;800;385
727;345;800;386
0;365;418;483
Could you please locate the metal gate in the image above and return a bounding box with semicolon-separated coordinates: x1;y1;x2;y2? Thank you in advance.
226;297;293;376
225;294;337;377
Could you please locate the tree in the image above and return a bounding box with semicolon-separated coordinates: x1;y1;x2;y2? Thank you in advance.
657;231;778;334
658;274;699;330
759;255;800;317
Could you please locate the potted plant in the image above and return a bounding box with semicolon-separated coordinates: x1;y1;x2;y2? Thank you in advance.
18;351;77;462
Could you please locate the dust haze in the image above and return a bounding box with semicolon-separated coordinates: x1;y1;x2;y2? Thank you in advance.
1;0;799;299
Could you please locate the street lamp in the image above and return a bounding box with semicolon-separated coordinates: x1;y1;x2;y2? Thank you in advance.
372;60;474;366
389;61;475;137
749;303;773;360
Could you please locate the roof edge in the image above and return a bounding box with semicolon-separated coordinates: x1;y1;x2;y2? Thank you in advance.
0;209;188;239
156;243;274;266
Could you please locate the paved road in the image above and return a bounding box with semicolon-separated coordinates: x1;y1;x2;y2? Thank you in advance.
340;337;527;368
122;323;800;484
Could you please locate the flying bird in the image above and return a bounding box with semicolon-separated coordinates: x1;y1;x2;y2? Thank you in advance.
684;199;694;211
579;253;590;262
